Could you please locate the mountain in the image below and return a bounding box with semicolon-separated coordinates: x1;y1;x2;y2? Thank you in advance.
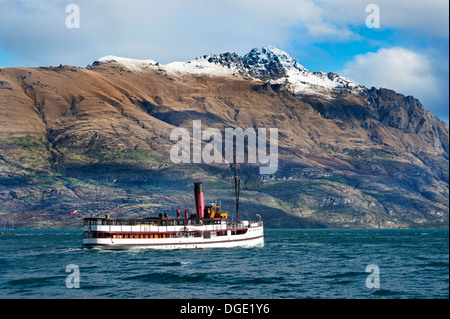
95;46;364;97
0;47;448;229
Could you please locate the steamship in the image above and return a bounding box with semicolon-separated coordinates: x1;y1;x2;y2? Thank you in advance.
82;179;264;249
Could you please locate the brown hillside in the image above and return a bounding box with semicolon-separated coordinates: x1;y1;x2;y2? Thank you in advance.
0;62;448;228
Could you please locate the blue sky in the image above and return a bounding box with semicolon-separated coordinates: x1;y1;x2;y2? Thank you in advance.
0;0;448;122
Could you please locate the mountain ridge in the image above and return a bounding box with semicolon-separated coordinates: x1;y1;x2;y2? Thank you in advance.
0;46;448;229
92;46;365;98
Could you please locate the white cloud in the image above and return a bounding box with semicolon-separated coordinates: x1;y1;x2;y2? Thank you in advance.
307;23;355;40
0;0;309;67
319;0;449;39
0;0;447;122
341;47;436;95
0;0;447;66
0;0;361;68
340;47;448;121
229;0;358;41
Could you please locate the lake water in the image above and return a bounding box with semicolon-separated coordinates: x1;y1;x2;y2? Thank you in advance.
0;229;448;299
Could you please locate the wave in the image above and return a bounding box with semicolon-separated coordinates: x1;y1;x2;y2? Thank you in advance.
421;262;449;268
238;277;285;285
323;271;366;279
372;289;401;297
123;272;210;284
7;275;64;288
153;261;193;267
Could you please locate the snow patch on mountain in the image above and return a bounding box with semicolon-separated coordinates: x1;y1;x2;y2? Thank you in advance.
164;57;240;77
93;47;364;97
241;46;364;97
93;55;158;72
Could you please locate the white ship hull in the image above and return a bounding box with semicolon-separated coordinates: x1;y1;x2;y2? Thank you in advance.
83;229;263;249
82;219;264;250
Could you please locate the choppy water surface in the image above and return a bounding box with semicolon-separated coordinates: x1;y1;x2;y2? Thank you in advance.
0;229;448;299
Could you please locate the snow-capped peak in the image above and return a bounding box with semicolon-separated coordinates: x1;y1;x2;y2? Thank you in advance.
243;46;308;79
91;47;364;97
242;46;363;97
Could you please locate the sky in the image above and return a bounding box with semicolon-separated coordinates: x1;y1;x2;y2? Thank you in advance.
0;0;448;123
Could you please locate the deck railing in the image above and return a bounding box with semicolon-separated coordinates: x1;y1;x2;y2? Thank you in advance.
227;220;263;229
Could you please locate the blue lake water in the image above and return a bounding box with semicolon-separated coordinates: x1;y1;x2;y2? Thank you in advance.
0;229;448;299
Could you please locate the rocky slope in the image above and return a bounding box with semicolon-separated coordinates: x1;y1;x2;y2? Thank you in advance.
0;47;448;228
